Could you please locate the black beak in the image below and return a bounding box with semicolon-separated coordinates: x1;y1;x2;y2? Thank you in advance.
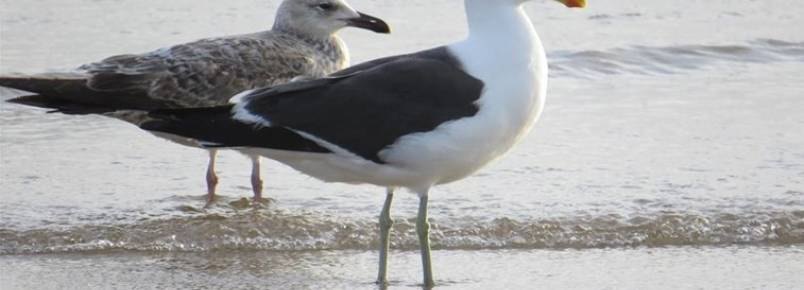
346;12;391;34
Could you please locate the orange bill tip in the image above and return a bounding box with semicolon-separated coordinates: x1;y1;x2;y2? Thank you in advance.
563;0;586;8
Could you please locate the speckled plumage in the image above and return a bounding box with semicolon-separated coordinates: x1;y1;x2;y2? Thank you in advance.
79;30;348;108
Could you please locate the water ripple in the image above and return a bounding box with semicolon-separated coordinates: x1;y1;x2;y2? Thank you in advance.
550;39;804;78
1;210;801;255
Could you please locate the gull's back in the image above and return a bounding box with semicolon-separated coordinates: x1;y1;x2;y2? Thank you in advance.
79;30;346;108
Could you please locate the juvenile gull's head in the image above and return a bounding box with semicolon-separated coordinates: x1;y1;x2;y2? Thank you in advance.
273;0;390;38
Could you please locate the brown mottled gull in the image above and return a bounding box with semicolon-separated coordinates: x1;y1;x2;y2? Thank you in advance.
0;0;390;206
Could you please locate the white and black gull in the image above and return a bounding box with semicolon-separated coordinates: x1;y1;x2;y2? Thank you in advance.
0;0;390;206
7;0;585;287
140;0;586;286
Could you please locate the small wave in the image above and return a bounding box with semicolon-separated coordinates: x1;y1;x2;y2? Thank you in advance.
1;210;801;255
549;39;804;77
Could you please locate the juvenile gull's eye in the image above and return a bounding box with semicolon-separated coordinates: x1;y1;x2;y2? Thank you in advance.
317;3;335;10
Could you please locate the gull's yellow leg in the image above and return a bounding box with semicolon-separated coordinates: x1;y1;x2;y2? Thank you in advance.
376;187;395;285
416;194;434;288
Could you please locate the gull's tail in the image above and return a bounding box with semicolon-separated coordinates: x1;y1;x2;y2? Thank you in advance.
1;73;163;114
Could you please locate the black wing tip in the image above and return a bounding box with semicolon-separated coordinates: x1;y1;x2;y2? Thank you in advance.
6;94;39;104
6;95;54;111
138;106;331;154
139;105;236;136
6;94;115;115
146;105;234;118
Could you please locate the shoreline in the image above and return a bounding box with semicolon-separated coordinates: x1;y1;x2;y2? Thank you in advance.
3;246;802;290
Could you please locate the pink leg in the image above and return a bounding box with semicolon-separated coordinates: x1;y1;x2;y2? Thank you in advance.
250;155;264;202
205;150;219;207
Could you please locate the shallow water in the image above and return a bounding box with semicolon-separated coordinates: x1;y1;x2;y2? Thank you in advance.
1;0;803;289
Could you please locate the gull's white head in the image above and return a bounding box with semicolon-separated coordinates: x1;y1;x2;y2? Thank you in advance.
273;0;390;38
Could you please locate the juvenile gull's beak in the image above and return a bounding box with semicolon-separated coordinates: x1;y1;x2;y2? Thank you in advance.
346;12;391;34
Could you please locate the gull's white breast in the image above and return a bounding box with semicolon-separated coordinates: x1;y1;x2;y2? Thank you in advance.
379;7;548;187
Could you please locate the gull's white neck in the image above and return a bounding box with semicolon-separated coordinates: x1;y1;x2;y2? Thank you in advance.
448;0;548;130
465;1;534;42
431;0;548;181
450;0;545;76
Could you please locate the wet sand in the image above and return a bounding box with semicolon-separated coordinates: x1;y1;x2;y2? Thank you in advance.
2;246;803;290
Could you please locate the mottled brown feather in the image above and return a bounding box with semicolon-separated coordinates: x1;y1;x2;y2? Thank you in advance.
79;31;346;108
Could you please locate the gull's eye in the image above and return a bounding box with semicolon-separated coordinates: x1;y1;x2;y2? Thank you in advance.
317;3;335;11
